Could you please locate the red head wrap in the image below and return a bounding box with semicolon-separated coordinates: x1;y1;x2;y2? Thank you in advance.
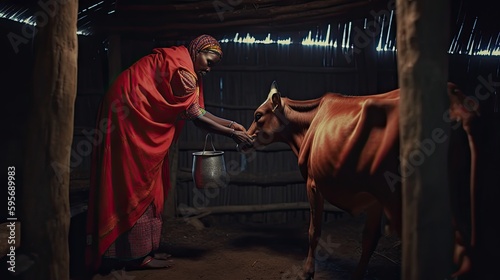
188;34;223;62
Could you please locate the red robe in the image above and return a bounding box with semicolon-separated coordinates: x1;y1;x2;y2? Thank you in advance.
85;45;203;272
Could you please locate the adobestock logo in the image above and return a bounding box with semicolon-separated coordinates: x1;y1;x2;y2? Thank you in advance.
344;0;396;63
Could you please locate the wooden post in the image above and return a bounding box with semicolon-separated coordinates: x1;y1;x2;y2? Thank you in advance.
396;0;454;279
21;1;78;279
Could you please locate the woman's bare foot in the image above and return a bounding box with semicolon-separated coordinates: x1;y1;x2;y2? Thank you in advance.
153;252;172;260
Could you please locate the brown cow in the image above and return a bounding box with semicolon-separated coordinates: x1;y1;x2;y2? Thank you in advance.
245;81;478;280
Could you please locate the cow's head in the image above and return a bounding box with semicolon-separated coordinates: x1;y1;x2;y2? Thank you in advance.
245;81;288;150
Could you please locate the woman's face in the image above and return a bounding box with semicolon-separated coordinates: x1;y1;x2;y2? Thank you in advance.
194;51;221;76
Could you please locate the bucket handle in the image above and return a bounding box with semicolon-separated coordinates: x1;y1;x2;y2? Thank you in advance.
202;134;216;154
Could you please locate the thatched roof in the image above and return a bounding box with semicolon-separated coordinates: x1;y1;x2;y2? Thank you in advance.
1;0;499;55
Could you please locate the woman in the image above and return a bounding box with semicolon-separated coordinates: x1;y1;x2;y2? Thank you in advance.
85;35;251;273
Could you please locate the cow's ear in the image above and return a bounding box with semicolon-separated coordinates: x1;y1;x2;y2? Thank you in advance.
268;80;282;112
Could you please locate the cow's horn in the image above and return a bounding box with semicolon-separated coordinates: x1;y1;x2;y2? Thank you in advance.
270;81;280;96
271;81;279;91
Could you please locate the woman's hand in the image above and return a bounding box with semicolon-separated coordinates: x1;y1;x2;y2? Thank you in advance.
193;114;253;148
230;129;253;146
228;121;252;147
230;122;247;133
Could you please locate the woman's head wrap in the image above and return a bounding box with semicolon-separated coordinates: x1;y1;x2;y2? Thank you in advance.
188;34;223;62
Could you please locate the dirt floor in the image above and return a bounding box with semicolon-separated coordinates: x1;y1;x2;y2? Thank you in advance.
89;213;401;280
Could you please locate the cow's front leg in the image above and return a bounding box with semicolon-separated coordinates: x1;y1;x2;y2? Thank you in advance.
303;178;324;280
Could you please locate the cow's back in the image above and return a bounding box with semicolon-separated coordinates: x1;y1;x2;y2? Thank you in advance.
298;90;400;208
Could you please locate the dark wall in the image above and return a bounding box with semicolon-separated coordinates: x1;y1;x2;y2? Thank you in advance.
1;19;34;223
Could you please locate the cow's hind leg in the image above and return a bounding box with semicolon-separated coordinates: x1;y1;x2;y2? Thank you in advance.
303;178;324;280
351;202;383;280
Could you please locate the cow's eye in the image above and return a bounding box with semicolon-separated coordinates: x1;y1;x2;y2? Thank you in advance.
255;113;262;122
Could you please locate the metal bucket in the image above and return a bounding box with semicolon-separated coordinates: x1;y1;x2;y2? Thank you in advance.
192;134;228;189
